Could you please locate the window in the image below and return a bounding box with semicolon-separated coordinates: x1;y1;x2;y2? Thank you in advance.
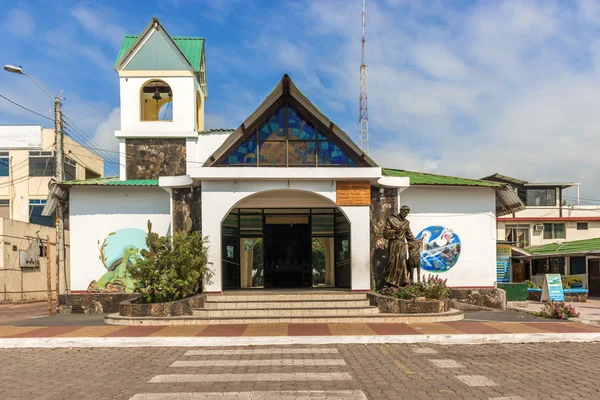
570;256;587;275
521;188;556;207
577;222;588;231
543;223;565;239
532;257;565;276
0;152;9;177
29;151;54;177
64;157;76;181
505;224;530;248
141;80;172;121
220;106;358;167
0;199;9;218
29;200;53;227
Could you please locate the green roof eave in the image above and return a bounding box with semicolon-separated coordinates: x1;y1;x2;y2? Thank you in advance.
383;168;502;187
60;177;159;187
525;238;600;255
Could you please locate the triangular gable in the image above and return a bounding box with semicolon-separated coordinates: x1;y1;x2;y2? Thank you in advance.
115;18;193;72
206;75;377;168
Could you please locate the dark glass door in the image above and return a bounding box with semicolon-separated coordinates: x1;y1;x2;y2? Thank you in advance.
264;224;310;288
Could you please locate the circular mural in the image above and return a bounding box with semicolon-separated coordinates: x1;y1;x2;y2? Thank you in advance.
415;226;461;273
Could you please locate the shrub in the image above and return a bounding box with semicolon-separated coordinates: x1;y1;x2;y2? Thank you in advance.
537;301;580;320
128;221;212;304
378;274;450;300
524;280;539;289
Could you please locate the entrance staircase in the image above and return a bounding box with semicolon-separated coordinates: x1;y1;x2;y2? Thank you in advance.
190;291;458;324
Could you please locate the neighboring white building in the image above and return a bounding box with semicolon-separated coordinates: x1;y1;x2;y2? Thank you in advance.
0;125;103;226
49;18;523;296
484;173;600;248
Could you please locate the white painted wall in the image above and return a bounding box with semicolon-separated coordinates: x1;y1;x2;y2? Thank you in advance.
201;179;371;292
498;220;600;247
400;186;497;287
0;125;42;148
188;132;231;167
69;186;171;291
118;76;197;134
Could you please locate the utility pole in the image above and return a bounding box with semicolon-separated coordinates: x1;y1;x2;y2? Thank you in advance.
359;0;369;154
54;95;65;305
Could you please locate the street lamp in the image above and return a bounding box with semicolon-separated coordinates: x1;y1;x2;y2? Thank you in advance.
4;64;66;310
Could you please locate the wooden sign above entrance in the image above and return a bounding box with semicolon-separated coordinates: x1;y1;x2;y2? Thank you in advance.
336;181;371;206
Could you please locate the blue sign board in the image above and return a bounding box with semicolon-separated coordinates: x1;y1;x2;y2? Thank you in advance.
541;274;565;302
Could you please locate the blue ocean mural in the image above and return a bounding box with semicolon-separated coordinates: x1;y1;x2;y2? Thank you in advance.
415;226;461;273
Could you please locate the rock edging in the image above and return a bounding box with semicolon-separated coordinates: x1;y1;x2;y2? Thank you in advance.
119;293;206;317
368;292;450;314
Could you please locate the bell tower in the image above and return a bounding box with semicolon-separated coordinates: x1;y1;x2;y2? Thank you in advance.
112;18;207;180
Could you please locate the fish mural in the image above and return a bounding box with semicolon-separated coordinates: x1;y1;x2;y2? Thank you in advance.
415;226;461;273
93;228;148;293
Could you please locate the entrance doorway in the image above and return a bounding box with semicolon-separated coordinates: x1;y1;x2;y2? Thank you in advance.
589;259;600;297
265;224;310;288
221;208;350;290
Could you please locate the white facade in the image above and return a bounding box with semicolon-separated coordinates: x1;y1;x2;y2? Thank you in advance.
69;186;171;291
401;186;497;287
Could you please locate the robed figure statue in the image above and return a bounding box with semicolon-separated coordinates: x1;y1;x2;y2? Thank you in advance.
383;205;416;287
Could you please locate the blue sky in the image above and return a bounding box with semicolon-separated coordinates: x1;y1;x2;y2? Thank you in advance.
1;0;600;201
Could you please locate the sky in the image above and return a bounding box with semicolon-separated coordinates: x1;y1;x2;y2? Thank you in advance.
1;0;599;203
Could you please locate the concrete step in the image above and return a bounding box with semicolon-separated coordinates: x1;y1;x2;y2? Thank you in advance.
193;306;380;318
203;299;371;310
207;293;367;303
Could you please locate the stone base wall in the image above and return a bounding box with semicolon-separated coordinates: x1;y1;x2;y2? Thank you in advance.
172;186;202;233
125;138;186;179
527;292;588;302
450;288;506;309
119;294;206;317
58;293;137;314
370;187;398;291
368;293;450;314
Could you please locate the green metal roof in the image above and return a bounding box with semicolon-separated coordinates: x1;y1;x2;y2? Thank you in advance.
62;177;159;186
115;35;204;71
526;238;600;255
383;169;502;187
198;128;234;134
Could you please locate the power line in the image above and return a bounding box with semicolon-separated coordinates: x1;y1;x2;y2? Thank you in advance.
0;94;53;121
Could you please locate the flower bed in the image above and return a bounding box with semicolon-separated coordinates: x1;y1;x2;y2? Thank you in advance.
527;288;588;302
368;292;450;314
119;293;205;317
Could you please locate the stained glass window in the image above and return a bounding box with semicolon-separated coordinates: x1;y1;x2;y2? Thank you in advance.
219;106;359;167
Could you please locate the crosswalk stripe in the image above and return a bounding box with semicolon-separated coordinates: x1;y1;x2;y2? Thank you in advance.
130;390;368;400
184;348;339;356
149;372;353;383
171;359;346;367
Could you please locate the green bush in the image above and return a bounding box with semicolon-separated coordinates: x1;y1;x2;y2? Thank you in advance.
524;280;539;289
378;274;450;300
128;221;212;304
536;301;580;320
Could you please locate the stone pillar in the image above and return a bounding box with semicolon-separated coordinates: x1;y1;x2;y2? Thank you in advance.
172;186;202;234
370;186;398;291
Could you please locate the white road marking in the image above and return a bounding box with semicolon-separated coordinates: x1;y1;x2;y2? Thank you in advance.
456;375;498;387
171;359;346;367
130;391;368;400
184;348;339;355
412;347;439;354
429;359;463;368
150;372;353;383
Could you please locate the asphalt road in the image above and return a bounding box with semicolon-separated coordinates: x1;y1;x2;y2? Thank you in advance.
1;342;598;399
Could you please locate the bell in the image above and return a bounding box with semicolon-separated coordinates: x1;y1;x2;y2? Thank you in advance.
152;87;162;101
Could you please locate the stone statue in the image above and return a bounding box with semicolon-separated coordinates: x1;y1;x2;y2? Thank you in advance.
383;205;416;287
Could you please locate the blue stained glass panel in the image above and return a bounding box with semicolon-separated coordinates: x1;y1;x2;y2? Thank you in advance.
258;107;285;140
221;140;257;165
317;141;357;166
288;107;316;140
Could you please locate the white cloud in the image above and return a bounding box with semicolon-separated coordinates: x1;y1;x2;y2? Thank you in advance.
2;9;35;37
71;7;126;46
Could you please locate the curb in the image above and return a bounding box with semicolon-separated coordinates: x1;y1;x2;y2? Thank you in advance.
1;332;600;348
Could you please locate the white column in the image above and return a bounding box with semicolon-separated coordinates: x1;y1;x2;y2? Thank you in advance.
340;205;371;291
119;138;126;180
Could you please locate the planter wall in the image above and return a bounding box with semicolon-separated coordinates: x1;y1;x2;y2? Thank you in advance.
368;292;450;314
450;288;506;309
58;293;137;314
119;293;206;317
527;291;587;302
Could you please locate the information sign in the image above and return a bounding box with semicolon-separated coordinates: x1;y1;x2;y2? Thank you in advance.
336;181;371;206
541;274;565;302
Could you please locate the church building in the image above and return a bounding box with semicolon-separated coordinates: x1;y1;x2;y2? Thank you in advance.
47;18;524;295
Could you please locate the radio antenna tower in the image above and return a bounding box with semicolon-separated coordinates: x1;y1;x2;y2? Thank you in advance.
359;0;369;154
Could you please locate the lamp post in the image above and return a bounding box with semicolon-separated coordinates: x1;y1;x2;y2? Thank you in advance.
4;65;66;308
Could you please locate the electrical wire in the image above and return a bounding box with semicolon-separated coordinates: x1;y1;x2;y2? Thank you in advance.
0;94;53;122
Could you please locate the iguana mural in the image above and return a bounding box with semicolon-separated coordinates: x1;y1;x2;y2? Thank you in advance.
90;228;148;293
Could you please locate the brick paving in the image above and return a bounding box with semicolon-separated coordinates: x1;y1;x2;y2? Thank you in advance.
1;320;599;337
1;342;600;399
